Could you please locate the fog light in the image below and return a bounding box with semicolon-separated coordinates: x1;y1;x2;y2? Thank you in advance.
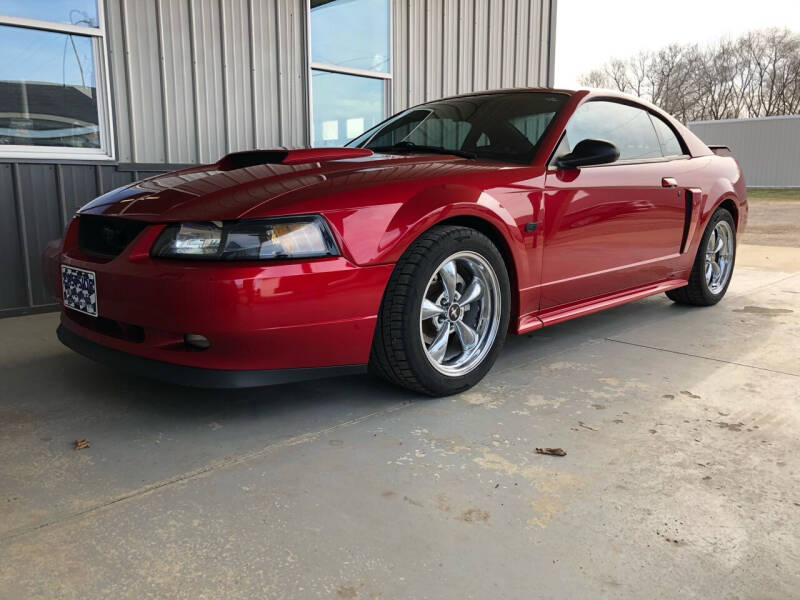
184;333;210;350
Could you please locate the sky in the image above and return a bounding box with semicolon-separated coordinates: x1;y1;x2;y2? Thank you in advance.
555;0;800;89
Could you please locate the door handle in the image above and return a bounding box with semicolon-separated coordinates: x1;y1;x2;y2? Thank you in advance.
662;177;678;188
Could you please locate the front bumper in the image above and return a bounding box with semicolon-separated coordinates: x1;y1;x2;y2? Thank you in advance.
57;325;367;388
52;222;394;377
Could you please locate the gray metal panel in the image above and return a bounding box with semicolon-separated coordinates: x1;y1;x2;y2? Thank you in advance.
121;0;166;163
158;0;198;163
221;0;255;152
106;0;133;163
251;0;282;147
276;0;308;147
17;165;62;305
391;0;550;112
688;116;800;187
60;165;100;218
0;164;27;311
191;0;227;162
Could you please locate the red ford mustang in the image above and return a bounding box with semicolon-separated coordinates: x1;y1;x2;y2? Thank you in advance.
48;88;747;396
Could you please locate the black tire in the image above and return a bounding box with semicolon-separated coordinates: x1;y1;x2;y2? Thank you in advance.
666;207;736;306
369;225;511;396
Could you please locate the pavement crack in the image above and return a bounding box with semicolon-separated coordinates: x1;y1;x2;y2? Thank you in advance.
0;401;411;543
605;338;799;378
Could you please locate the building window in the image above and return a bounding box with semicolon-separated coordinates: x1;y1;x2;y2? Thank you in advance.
0;1;114;160
309;0;390;147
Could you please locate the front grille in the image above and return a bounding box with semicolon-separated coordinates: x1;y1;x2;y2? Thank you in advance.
78;215;148;257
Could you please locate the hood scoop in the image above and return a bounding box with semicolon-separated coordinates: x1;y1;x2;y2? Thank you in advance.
216;147;374;170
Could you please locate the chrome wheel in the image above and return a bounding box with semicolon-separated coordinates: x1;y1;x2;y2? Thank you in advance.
419;251;502;376
705;220;734;294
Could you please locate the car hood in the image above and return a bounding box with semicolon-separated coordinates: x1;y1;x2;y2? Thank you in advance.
78;148;505;222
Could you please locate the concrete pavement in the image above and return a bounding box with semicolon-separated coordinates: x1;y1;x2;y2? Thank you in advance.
1;246;798;599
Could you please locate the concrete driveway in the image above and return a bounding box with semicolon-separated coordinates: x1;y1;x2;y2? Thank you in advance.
1;245;798;599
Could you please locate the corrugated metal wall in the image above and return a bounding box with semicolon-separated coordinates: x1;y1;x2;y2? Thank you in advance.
0;0;555;316
688;116;800;188
109;0;309;164
392;0;554;110
110;0;555;164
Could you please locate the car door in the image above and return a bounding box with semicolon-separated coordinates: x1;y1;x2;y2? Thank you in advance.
540;100;687;310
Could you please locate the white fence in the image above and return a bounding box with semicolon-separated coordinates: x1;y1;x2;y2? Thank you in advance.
687;115;800;188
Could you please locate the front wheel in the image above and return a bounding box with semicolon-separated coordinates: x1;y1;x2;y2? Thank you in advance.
369;225;510;396
667;207;736;306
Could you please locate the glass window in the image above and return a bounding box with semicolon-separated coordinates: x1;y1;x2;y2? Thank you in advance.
650;114;684;157
0;0;99;27
352;92;568;164
0;24;100;148
312;70;383;147
561;100;662;162
310;0;389;73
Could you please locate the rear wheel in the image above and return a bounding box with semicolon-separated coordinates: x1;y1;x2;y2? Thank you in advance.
666;207;736;306
370;225;510;396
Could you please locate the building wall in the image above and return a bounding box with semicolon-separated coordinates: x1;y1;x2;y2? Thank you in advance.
0;0;556;316
109;0;555;164
688;115;800;188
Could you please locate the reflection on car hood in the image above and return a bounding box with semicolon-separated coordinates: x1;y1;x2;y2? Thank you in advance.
78;152;506;222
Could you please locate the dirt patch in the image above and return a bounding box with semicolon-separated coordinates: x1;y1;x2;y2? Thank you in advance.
457;508;490;523
733;306;793;315
742;195;800;247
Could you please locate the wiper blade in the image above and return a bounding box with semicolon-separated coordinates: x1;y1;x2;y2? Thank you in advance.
370;141;477;159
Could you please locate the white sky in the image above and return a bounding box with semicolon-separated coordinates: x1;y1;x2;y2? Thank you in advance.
555;0;800;89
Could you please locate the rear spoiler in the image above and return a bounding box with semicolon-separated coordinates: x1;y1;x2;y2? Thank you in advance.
708;145;732;157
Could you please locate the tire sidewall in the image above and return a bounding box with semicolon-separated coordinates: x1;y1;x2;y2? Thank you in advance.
403;229;510;395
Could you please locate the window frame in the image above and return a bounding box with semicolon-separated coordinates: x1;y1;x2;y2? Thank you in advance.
548;97;691;169
305;0;392;147
0;3;115;161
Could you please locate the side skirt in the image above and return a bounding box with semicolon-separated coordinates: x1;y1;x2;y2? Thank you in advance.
515;278;688;335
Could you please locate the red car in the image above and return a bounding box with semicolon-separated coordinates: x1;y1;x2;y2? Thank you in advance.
49;88;747;396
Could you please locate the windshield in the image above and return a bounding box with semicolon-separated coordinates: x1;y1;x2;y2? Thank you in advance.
348;92;568;164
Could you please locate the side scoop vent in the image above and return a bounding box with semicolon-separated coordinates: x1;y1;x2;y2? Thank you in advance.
708;145;732;157
216;148;373;170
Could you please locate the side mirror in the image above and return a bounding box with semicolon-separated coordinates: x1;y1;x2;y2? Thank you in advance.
555;139;620;169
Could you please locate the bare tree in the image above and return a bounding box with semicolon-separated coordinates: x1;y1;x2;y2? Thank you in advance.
578;28;800;120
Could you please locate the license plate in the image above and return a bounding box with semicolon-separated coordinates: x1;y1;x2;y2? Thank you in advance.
61;265;98;317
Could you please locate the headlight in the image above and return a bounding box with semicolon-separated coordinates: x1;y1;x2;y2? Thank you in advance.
151;216;339;260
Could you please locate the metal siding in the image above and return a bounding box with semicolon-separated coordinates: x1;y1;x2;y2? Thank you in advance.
407;0;426;106
121;0;166;162
18;165;62;305
106;0;552;160
0;164;27;311
688;116;800;187
158;0;198;163
191;0;227;162
391;0;408;110
513;0;529;86
276;0;308;147
106;0;133;162
60;165;100;219
526;0;541;85
251;0;282;147
425;1;443;101
221;0;255;152
455;0;474;94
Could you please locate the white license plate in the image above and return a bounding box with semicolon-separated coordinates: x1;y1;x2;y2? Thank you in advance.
62;265;98;317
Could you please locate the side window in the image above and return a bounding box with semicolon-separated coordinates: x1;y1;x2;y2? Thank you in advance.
649;114;684;157
560;101;662;162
